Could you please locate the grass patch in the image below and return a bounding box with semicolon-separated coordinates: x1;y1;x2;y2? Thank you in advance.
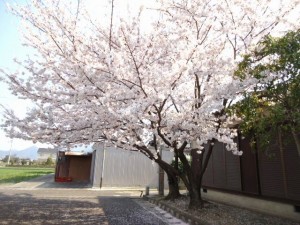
0;167;54;184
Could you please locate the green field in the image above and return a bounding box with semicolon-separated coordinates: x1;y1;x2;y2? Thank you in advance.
0;167;54;184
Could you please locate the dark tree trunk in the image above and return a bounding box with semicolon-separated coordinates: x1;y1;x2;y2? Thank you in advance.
150;134;181;200
188;185;203;209
165;171;181;200
164;149;181;199
156;160;181;200
174;150;179;171
188;148;204;209
177;141;215;209
134;143;182;201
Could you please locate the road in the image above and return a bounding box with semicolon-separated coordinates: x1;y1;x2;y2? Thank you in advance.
0;175;188;225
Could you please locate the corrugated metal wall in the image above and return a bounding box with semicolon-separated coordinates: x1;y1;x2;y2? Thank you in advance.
202;144;214;187
91;144;173;188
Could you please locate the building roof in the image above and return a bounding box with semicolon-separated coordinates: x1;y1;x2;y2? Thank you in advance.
37;148;57;154
57;151;92;156
64;151;88;156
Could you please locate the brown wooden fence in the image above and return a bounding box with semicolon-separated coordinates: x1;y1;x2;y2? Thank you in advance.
202;132;300;204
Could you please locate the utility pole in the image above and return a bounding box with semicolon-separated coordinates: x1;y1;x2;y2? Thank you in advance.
7;139;13;166
100;141;106;189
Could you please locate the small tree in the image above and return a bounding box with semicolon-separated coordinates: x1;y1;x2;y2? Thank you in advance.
9;155;20;165
21;159;27;165
234;29;300;155
2;155;9;163
44;156;54;166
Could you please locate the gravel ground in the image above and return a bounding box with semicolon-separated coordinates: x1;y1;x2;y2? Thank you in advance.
100;197;169;225
0;189;171;225
162;196;299;225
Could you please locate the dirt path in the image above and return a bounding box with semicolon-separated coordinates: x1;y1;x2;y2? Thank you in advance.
0;175;183;225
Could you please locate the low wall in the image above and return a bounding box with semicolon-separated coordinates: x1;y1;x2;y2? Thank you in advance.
202;189;300;222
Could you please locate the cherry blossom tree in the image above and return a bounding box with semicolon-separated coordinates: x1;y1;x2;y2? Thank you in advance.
1;0;299;208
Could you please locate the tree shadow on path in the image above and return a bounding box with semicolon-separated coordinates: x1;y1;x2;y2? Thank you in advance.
0;192;109;225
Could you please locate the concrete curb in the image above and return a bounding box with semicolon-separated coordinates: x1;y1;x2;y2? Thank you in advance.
143;196;211;225
202;189;300;222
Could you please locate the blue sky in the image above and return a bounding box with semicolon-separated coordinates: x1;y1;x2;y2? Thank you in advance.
0;0;158;151
0;0;148;151
0;0;43;150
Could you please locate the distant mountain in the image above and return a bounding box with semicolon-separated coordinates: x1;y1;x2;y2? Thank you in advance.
0;146;38;160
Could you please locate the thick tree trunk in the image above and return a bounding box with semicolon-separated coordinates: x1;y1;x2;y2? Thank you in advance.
188;148;204;209
134;144;182;200
165;171;181;200
156;160;181;200
188;184;203;209
177;141;215;209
